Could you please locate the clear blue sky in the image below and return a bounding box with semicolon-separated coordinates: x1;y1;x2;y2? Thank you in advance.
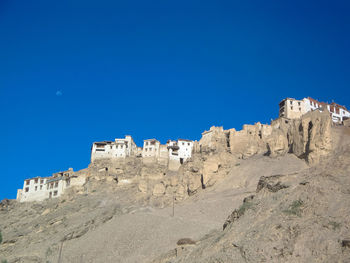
1;0;349;200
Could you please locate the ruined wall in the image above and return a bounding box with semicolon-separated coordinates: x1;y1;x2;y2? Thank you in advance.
198;126;228;154
228;122;270;159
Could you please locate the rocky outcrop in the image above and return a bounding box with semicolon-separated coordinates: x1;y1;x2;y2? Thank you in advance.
197;126;228;154
267;110;333;164
153;183;166;196
228;123;270;159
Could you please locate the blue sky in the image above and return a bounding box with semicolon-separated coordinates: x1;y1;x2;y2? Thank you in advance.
1;0;349;200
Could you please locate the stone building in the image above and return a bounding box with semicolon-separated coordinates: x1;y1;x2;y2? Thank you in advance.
17;177;49;202
17;168;85;202
91;135;137;162
279;97;350;123
278;98;309;119
142;139;160;158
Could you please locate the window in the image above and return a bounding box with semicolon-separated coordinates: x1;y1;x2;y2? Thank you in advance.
298;102;301;106
40;185;43;190
290;101;293;104
40;180;44;184
54;182;59;188
291;106;293;110
54;191;58;196
34;178;38;184
182;142;184;145
25;187;29;192
145;148;148;152
49;192;52;198
35;186;37;191
299;108;301;111
146;142;149;146
188;143;190;146
26;180;30;185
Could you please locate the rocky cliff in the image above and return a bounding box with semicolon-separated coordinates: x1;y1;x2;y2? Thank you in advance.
151;124;350;263
0;111;348;263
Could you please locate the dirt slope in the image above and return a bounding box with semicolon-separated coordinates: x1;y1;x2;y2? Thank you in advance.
0;154;306;263
152;127;350;263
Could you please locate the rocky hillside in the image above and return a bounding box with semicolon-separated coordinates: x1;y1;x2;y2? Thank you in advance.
0;111;349;263
152;125;350;263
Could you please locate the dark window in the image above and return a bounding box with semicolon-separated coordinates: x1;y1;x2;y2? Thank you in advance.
25;187;29;192
26;180;30;185
53;191;58;196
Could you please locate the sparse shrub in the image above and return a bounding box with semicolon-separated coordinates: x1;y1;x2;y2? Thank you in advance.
46;247;53;258
1;259;8;263
177;238;196;246
283;200;304;217
235;163;240;166
237;201;253;215
329;221;341;230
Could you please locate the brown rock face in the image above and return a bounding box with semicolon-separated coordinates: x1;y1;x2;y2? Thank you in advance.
267;110;333;164
266;129;289;157
153;183;166;196
198;126;229;154
226;122;272;159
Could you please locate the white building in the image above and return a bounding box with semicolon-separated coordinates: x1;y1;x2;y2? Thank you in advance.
17;168;84;202
17;177;49;202
91;135;137;162
167;139;193;164
142;139;160;158
279;97;350;123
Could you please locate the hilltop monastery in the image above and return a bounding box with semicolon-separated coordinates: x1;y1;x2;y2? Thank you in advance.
16;97;349;202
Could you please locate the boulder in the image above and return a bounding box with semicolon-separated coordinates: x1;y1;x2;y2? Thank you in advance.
138;180;148;193
153;183;166;196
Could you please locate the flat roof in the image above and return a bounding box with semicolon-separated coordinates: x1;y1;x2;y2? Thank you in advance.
93;141;113;145
178;139;193;142
25;176;50;180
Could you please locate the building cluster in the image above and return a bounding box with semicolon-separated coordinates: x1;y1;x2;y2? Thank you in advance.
17;96;349;203
91;136;194;164
279;97;350;123
90;135;139;162
16;168;85;203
